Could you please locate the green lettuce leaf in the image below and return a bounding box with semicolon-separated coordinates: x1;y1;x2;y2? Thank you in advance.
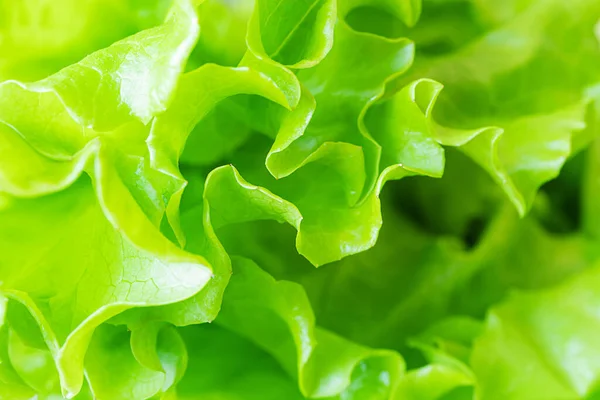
115;165;301;328
216;150;598;355
0;298;37;400
396;317;481;400
0;1;212;396
216;256;404;399
2;0;600;399
85;323;187;399
472;263;600;399
387;0;600;214
246;0;336;68
176;324;305;400
0;0;172;82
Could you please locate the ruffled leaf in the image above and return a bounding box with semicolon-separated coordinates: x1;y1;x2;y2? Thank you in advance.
389;0;600;214
216;256;405;399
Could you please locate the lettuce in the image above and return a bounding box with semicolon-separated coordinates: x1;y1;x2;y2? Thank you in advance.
0;0;599;399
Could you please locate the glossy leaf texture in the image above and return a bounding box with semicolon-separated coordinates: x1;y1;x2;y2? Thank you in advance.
0;0;212;397
1;0;600;399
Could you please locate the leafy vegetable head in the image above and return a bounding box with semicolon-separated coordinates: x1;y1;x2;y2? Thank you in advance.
1;0;600;399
